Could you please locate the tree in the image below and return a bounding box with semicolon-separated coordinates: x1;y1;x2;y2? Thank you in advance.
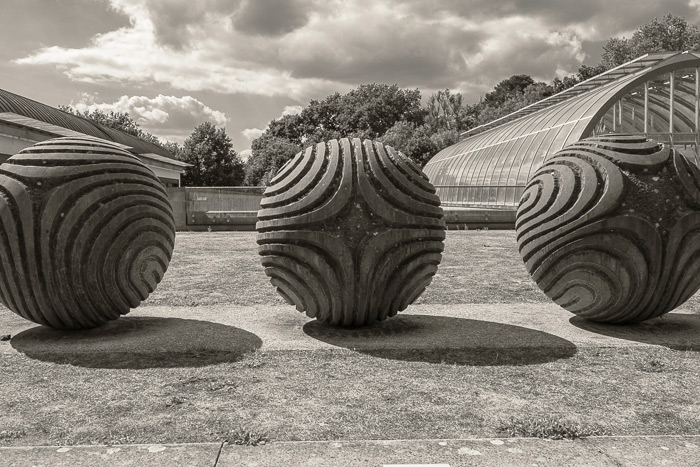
380;122;438;167
425;89;476;133
600;37;633;69
266;113;305;145
483;75;536;106
161;141;182;158
178;122;244;186
478;81;554;125
244;135;302;186
598;14;700;70
245;83;428;182
336;84;425;139
271;83;426;145
629;14;700;56
58;106;162;145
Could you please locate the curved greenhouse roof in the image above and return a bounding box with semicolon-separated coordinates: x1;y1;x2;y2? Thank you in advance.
424;51;700;208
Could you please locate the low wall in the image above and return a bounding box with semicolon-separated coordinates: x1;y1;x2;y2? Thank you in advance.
166;188;517;232
443;207;516;230
166;187;263;231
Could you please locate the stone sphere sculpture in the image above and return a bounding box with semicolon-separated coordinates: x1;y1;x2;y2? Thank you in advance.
257;138;445;327
516;134;700;323
0;136;176;329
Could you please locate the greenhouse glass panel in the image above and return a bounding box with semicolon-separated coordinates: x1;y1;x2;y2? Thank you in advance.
673;68;696;134
647;72;670;135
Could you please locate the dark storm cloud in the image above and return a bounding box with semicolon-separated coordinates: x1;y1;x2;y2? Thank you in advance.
281;25;481;89
14;0;700;103
0;0;129;57
145;0;241;49
232;0;314;37
404;0;700;31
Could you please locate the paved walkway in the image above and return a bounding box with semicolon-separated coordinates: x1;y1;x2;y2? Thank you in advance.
3;303;700;362
3;435;699;466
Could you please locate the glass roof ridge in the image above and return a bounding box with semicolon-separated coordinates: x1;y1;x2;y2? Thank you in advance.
461;51;690;140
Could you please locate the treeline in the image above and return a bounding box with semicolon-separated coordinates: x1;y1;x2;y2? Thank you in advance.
64;14;700;187
243;14;700;185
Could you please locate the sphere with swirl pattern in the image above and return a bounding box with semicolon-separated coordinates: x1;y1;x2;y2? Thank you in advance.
516;134;700;323
0;136;176;329
256;138;446;327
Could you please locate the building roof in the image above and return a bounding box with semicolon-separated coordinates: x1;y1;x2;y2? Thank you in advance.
424;51;700;208
0;88;176;159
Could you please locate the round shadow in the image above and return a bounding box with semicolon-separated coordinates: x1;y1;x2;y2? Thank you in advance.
11;316;262;369
303;314;577;366
570;313;700;351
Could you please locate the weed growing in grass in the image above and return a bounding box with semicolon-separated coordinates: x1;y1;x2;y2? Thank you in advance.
208;380;238;391
103;432;136;445
637;358;666;373
0;429;25;441
498;415;609;440
241;350;266;369
165;396;187;407
228;426;269;446
632;349;673;372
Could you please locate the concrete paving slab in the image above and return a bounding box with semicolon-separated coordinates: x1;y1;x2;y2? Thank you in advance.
0;443;221;467
583;436;700;466
218;436;700;467
139;303;700;351
217;436;687;467
3;303;699;367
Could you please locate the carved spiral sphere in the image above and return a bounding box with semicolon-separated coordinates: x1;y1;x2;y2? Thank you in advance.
0;136;176;329
256;138;446;327
516;134;700;323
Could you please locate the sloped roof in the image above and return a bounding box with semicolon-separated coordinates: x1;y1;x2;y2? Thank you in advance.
0;88;175;159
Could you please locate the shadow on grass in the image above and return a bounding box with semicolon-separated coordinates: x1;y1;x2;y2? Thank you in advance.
570;313;700;351
303;314;577;366
11;316;262;369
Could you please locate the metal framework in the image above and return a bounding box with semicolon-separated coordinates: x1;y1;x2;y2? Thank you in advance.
424;51;700;207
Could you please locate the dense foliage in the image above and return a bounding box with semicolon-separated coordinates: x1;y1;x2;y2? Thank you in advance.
176;122;245;187
58;106;162;144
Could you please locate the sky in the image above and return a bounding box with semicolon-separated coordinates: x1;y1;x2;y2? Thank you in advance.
2;0;699;159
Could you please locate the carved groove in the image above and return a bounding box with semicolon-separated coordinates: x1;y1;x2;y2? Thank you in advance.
516;134;700;323
257;138;446;327
0;136;175;329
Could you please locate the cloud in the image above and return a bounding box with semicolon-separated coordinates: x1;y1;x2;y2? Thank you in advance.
71;94;229;142
239;148;252;161
233;0;313;36
241;104;304;144
15;0;700;103
281;105;303;116
242;128;264;141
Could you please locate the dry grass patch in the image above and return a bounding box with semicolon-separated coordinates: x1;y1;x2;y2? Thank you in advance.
143;231;550;307
1;345;699;446
145;231;700;309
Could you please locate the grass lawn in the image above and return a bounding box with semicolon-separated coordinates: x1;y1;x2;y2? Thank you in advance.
1;231;699;446
144;231;562;307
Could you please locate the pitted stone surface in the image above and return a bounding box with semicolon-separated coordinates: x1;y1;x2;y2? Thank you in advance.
257;138;445;327
0;136;175;329
516;134;700;323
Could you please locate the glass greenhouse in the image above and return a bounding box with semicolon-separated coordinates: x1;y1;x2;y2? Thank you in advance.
424;51;700;208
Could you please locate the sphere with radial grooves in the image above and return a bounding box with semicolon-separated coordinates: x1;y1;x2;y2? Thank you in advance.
516;134;700;323
0;136;175;329
256;138;446;327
